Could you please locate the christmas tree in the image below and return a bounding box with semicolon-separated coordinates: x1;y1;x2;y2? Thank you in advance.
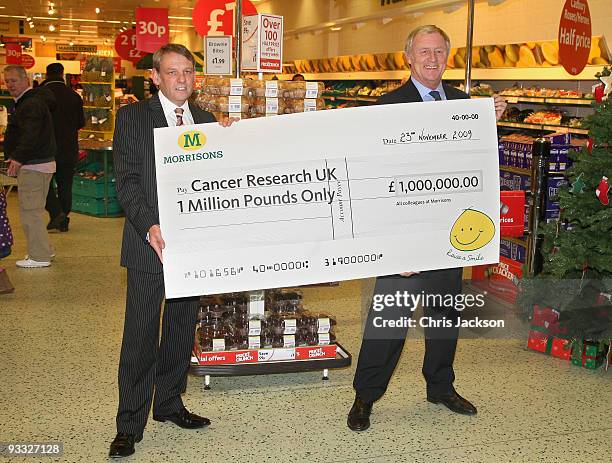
518;68;612;341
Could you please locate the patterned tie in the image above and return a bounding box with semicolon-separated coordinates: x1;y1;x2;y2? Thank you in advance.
174;107;184;126
429;90;442;101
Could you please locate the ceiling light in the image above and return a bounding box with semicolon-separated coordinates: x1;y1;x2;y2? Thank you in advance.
40;35;46;41
26;16;31;21
49;24;55;31
330;26;342;31
69;41;74;46
49;8;55;15
381;17;393;25
95;8;100;14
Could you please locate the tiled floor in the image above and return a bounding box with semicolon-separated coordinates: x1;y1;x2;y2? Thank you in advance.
0;190;610;463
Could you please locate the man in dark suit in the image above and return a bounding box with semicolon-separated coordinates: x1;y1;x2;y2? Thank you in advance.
109;44;234;458
347;25;507;432
43;63;85;232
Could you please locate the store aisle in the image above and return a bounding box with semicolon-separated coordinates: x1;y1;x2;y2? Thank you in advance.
0;190;610;463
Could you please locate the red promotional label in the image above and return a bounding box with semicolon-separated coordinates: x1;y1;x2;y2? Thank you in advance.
113;57;122;73
192;0;257;37
558;0;591;75
20;54;35;69
295;345;337;360
6;43;22;64
500;190;525;237
135;7;169;54
115;29;145;63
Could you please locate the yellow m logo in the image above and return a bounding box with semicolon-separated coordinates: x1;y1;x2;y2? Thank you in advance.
179;130;206;151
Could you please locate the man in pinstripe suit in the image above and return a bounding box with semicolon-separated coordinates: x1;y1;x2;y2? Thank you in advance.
109;44;234;458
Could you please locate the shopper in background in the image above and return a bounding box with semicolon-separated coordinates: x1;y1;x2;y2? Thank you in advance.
110;43;236;459
292;73;305;81
347;25;507;432
3;65;57;269
42;63;85;232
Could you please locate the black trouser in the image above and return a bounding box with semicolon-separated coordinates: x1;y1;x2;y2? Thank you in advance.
353;268;462;403
45;161;75;219
116;268;199;435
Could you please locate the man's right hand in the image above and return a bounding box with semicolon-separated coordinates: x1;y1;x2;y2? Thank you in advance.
148;225;165;263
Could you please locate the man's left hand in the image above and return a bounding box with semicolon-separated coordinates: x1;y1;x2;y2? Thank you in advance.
6;159;22;177
492;94;507;121
219;117;240;128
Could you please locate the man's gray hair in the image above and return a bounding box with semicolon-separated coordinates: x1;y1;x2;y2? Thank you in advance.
152;43;195;71
3;65;28;79
404;25;451;55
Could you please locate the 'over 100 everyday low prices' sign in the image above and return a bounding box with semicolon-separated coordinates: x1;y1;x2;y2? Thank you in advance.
241;14;283;73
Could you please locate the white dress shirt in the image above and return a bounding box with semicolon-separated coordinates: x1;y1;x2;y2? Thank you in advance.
158;90;194;126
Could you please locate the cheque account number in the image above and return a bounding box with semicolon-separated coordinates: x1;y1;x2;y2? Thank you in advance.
191;169;314;192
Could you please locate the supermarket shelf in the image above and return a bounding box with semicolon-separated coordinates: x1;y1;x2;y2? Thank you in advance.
83;105;113;109
497;121;588;135
323;95;378;102
500;165;532;176
291;65;604;82
502;96;594;106
190;343;351;377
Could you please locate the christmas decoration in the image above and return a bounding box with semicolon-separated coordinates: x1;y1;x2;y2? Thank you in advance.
595;176;609;205
586;137;593;154
595;66;611;102
517;85;612;344
570;173;586;194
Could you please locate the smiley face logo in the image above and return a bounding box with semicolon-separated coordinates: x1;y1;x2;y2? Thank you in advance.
450;208;496;251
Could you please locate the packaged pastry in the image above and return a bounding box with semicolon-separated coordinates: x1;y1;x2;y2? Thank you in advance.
195;94;251;113
202;77;253;96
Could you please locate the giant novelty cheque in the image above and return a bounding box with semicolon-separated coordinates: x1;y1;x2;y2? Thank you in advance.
154;99;501;298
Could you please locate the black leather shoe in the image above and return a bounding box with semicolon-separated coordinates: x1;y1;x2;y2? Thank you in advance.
427;391;477;415
347;396;373;431
108;432;142;459
153;407;211;429
58;216;69;232
47;213;66;231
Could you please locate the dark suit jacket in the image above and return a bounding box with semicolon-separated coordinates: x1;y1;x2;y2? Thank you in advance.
113;94;216;273
376;77;469;105
42;79;85;163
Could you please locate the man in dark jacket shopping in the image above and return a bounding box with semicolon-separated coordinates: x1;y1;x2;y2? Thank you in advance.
43;63;85;232
3;65;57;268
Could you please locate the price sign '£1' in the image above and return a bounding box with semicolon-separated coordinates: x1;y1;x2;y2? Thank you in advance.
193;0;257;37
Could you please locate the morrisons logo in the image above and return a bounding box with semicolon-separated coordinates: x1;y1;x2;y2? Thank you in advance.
164;129;223;164
179;130;206;151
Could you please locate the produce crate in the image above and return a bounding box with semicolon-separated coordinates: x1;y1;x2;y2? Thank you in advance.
72;174;117;199
72;193;123;216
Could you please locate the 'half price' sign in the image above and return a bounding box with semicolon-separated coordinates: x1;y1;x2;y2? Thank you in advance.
205;36;233;75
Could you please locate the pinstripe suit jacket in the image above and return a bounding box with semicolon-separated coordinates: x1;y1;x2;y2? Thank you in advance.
113;94;216;273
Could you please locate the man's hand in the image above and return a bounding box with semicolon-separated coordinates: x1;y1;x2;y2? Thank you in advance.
148;224;165;263
399;272;420;277
219;117;240;128
492;94;507;121
6;159;22;177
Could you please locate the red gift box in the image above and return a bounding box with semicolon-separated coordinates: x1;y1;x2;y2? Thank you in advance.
532;306;560;329
527;330;552;353
550;337;572;360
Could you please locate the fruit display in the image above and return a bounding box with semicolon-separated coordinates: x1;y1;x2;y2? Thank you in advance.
500;85;593;99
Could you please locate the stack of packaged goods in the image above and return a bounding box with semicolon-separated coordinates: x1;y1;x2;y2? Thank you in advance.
195;77;324;120
195;291;337;357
